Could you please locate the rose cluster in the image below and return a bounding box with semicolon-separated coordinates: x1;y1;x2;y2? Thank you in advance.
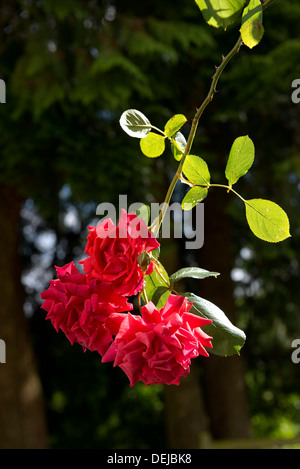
40;209;213;386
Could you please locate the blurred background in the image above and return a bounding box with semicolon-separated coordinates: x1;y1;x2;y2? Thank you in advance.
0;0;300;449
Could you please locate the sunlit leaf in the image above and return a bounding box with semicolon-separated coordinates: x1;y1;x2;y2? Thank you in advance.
195;0;245;30
181;186;208;210
135;204;150;226
225;135;255;186
164;114;187;138
119;109;151;138
140;132;166;158
240;0;264;49
245;198;291;242
171;131;187;161
182;154;210;185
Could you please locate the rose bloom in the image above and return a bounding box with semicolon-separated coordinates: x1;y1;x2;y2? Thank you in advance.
79;209;160;297
103;294;213;386
40;262;131;356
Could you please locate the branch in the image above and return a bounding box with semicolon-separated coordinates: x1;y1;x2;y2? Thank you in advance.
153;0;277;238
153;36;243;236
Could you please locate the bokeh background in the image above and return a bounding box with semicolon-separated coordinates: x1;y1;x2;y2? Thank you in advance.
0;0;300;449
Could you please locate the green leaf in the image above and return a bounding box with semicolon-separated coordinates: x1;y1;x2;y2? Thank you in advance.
185;292;246;356
181;186;208;210
171;131;187;161
143;260;170;309
195;0;245;30
240;0;264;49
151;286;170;309
151;246;160;260
135;204;150;226
182;154;210;185
245;198;291;243
225;135;255;186
140;132;166;158
170;267;220;285
119;109;151;138
164;114;187;138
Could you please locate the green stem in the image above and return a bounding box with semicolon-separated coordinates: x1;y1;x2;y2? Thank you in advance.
142;284;148;304
208;183;281;224
150;125;166;136
208;183;246;203
189;182;246;204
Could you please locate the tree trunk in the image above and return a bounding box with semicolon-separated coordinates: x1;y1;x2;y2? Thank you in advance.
197;190;252;439
164;361;211;449
161;237;211;449
0;184;48;449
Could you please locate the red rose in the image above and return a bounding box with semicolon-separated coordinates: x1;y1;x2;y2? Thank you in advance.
40;262;131;356
79;209;160;297
102;294;213;386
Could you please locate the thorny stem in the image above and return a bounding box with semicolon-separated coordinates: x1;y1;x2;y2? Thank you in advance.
152;35;243;237
152;0;276;238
